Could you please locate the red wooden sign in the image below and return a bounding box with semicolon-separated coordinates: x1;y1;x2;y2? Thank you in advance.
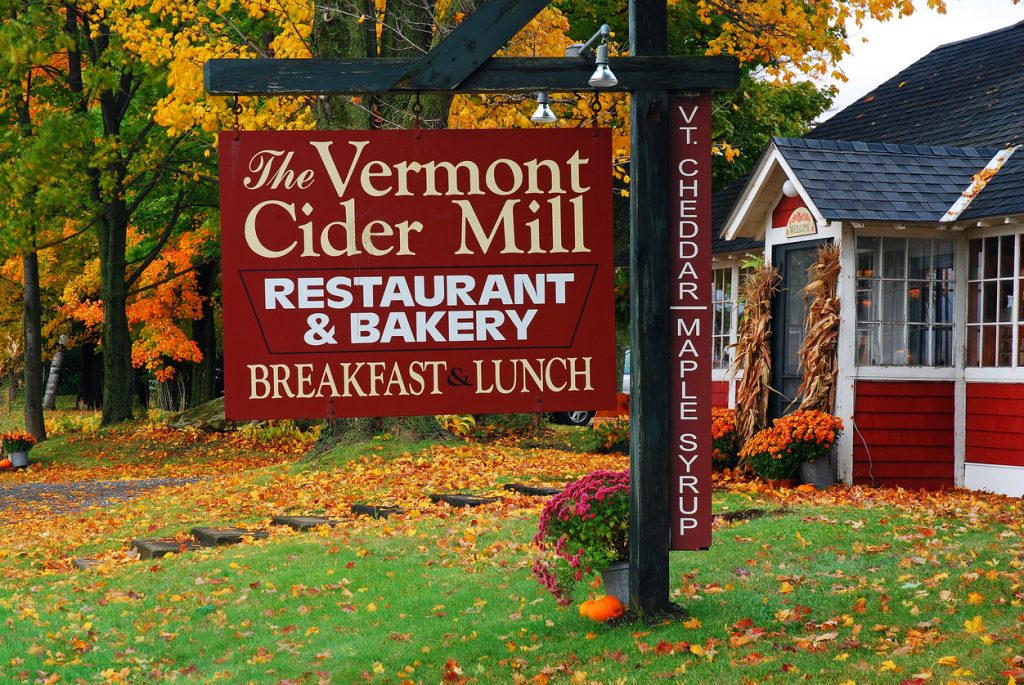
669;94;712;551
219;129;615;420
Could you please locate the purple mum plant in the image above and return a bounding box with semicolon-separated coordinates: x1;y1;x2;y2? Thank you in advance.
532;469;629;604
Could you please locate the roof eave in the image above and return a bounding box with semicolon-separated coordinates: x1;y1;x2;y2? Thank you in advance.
721;142;829;240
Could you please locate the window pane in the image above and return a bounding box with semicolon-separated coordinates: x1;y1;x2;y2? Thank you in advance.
967;325;980;366
968;282;981;323
1019;325;1024;367
999;279;1014;323
983;281;998;323
712;337;726;369
882;281;905;322
933;282;954;324
933;325;953;366
1020;236;1024;277
983;326;997;366
999;325;1013;366
1001;234;1016;277
969;238;983;280
984;237;999;280
883;238;906;278
907;324;928;366
856;325;877;365
935;240;954;280
908;239;932;280
907;281;927;323
857;237;879;278
857;280;879;321
880;323;906;365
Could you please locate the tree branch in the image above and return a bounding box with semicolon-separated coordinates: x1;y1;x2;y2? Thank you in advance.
123;132;188;219
127;257;217;298
125;188;187;290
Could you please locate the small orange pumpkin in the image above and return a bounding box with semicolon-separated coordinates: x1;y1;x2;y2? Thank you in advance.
0;458;10;468
581;595;624;622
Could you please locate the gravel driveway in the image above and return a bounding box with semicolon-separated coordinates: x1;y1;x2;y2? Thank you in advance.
0;477;202;517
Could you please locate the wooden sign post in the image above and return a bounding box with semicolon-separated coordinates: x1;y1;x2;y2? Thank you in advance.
205;0;738;616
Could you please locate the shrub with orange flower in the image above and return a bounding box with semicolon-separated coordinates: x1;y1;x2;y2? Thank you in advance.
2;431;38;453
711;407;739;469
739;410;843;480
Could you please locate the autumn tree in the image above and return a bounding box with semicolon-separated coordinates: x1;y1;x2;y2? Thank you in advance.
0;3;99;439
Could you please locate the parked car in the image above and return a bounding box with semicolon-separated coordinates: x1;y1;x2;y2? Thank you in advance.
550;350;630;426
550;409;597;426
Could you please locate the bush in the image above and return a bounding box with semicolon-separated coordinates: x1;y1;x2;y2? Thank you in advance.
593;419;629;453
45;412;102;436
471;413;541;440
739;409;843;480
233;420;320;454
435;414;475;437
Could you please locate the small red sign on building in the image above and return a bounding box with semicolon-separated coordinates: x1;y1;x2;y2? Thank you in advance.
219;129;616;420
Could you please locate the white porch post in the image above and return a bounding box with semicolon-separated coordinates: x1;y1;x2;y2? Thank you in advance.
952;229;968;487
834;221;858;484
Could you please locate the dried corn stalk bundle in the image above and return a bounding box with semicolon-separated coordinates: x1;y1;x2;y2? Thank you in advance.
730;261;780;445
796;243;841;413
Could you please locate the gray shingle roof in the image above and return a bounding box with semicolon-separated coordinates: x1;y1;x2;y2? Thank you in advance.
775;137;998;222
809;21;1024;148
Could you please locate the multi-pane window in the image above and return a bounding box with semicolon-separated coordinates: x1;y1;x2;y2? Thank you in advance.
855;236;955;366
967;235;1024;367
712;267;734;369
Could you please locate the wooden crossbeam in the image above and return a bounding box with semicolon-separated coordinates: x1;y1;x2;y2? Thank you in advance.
203;56;739;95
396;0;552;90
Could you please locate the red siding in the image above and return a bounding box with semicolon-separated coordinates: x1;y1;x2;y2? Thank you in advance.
852;381;954;490
966;383;1024;467
771;195;806;229
711;381;729;408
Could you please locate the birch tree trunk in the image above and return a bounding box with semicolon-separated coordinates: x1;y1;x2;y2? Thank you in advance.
43;334;69;410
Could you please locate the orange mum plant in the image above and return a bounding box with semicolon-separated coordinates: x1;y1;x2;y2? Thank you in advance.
738;410;843;480
2;432;38;453
711;407;739;469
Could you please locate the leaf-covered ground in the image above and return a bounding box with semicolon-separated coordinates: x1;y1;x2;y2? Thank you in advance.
1;424;1024;684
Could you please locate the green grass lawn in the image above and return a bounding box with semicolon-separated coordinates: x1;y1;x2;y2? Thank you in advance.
1;484;1021;683
0;425;1021;683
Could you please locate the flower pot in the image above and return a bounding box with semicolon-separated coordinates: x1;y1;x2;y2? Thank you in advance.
8;450;28;468
798;458;834;490
601;560;630;607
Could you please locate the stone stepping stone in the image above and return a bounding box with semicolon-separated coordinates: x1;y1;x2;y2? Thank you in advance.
191;527;269;547
503;483;562;497
428;493;499;507
351;504;404;519
131;539;203;559
73;557;99;570
272;515;342;531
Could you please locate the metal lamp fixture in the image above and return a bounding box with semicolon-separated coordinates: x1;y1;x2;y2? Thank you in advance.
530;91;557;124
566;23;617;88
588;43;618;88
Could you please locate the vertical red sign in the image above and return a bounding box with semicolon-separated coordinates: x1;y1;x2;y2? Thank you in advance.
669;93;712;551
